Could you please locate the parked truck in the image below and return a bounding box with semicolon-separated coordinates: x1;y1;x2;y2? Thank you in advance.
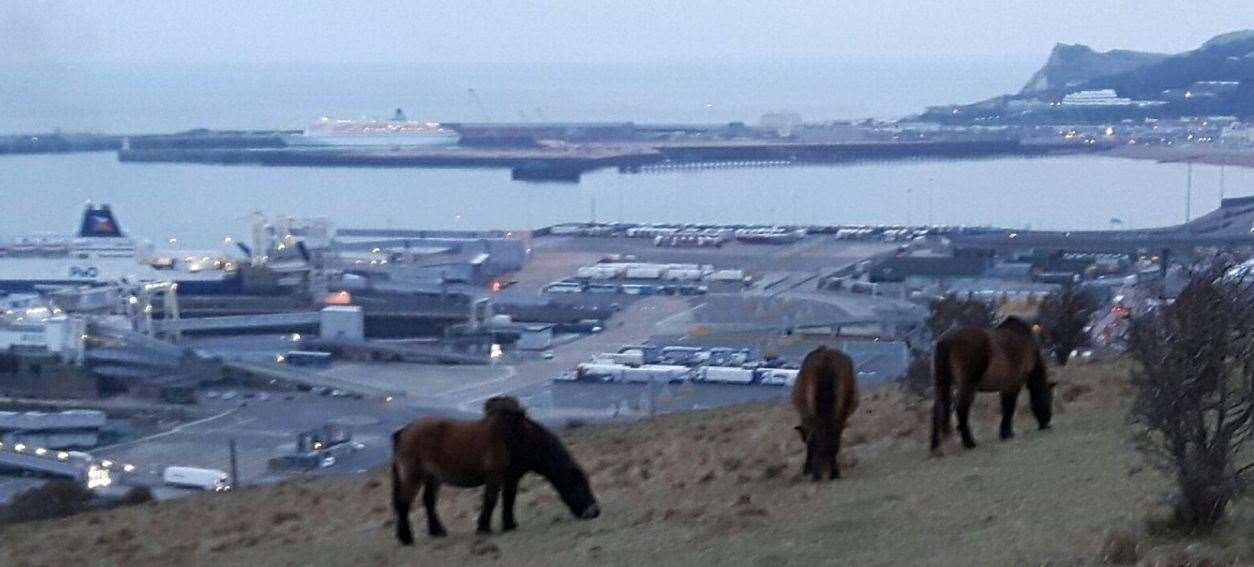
593;350;644;367
163;466;231;492
622;364;692;384
575;363;627;382
699;366;756;384
756;368;799;387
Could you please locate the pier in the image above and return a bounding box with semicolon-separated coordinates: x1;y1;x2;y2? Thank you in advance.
116;139;1104;181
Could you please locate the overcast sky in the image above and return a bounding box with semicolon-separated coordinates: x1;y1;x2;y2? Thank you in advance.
4;1;1253;64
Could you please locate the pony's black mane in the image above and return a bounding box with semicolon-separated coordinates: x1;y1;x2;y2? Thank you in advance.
527;419;575;470
499;415;576;477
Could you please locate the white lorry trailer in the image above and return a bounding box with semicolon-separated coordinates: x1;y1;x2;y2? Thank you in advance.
163;466;231;492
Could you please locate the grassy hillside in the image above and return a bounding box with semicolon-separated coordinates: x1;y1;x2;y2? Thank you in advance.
2;361;1250;566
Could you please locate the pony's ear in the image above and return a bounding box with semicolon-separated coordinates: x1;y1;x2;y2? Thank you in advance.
1047;381;1058;390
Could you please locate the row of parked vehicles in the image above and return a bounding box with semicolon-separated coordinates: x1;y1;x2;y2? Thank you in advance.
544;280;709;296
544;261;749;296
575;262;746;283
561;345;800;386
550;222;977;241
567;362;798;386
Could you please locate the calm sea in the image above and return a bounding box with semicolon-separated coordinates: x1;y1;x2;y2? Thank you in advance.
0;153;1243;248
0;60;1247;247
0;59;1039;132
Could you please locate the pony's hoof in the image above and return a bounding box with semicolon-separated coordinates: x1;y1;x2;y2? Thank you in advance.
476;527;492;535
962;440;977;449
1039;424;1052;431
429;528;448;538
503;522;518;532
999;432;1014;440
397;533;415;546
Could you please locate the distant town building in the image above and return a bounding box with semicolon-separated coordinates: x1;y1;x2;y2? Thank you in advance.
1060;89;1167;108
1060;89;1134;106
759;113;803;137
1187;80;1240;99
795;121;865;143
1221;122;1254;145
1005;98;1049;111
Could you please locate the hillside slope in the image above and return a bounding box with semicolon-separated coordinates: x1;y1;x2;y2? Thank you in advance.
1074;29;1254;101
3;361;1251;566
1020;44;1167;94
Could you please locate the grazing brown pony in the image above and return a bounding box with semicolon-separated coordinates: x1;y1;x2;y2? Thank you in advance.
930;316;1054;455
791;346;860;481
391;397;600;544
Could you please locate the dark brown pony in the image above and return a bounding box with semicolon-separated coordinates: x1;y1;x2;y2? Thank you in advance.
390;397;599;544
930;316;1054;455
791;346;860;481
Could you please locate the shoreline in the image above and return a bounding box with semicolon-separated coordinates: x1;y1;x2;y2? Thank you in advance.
1105;144;1254;168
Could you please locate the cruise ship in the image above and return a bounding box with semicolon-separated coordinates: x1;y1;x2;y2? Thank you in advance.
285;108;460;147
0;204;242;294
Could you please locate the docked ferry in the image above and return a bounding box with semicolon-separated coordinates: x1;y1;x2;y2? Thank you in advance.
0;204;241;294
285;108;460;147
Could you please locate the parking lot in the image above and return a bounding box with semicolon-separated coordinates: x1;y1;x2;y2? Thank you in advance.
0;231;910;503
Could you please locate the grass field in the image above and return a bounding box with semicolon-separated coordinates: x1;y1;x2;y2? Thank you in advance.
2;360;1250;566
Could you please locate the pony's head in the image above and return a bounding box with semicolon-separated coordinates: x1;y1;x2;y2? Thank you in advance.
997;316;1035;336
483;395;523;415
509;418;600;520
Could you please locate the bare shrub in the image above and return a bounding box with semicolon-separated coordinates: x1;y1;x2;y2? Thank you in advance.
1099;527;1142;564
1127;265;1254;531
0;480;94;524
1038;283;1099;366
897;348;933;402
117;486;154;507
926;295;996;338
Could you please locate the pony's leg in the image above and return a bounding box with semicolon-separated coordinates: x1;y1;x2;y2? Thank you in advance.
829;429;842;480
999;386;1021;440
391;463;417;545
477;477;501;534
796;426;812;476
422;478;448;537
956;386;978;449
501;475;520;532
930;400;941;453
807;436;822;482
1027;362;1052;430
930;398;947;454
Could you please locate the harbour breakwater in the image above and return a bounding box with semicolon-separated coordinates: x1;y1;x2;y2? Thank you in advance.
117;139;1107;181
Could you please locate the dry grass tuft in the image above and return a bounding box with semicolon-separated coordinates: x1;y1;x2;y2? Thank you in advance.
1101;527;1144;564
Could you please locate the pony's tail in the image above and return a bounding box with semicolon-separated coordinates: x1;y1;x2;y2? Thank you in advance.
814;350;836;420
391;427;415;545
390;427;406;501
931;339;954;454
